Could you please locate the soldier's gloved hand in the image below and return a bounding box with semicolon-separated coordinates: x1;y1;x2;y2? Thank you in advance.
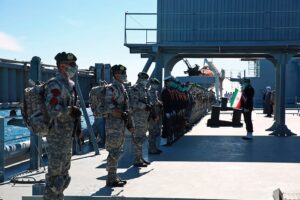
121;112;128;121
145;104;152;111
70;106;82;118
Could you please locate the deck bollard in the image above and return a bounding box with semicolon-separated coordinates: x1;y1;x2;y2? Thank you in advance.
0;117;4;182
232;109;243;127
221;97;228;110
207;105;221;127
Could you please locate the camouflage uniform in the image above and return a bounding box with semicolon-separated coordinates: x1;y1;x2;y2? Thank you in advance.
44;73;76;200
105;65;134;186
129;73;150;165
147;79;162;154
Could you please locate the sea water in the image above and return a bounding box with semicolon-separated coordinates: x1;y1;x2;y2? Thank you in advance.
0;108;94;145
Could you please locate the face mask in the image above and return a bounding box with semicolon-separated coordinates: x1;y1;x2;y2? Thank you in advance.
120;74;127;82
139;79;148;87
65;65;78;78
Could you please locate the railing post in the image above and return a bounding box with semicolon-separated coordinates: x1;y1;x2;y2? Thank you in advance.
29;56;42;170
95;63;104;82
0;117;4;182
75;74;99;155
94;64;106;148
104;64;111;83
124;12;127;44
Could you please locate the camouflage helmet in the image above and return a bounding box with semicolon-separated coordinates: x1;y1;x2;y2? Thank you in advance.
138;72;149;80
55;52;77;66
111;64;127;75
150;78;160;85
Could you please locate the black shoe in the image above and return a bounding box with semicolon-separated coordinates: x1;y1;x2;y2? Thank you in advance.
116;177;127;184
242;136;253;140
163;141;172;146
149;149;162;154
142;158;151;165
133;162;148;167
106;180;127;187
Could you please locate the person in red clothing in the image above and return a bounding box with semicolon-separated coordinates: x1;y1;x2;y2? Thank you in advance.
241;78;255;140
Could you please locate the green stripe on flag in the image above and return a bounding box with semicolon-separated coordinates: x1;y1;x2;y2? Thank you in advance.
230;88;238;107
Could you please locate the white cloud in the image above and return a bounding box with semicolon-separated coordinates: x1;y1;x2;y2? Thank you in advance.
0;32;23;52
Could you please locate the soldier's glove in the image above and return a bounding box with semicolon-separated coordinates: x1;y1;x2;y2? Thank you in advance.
145;104;153;111
121;112;129;121
70;106;82;118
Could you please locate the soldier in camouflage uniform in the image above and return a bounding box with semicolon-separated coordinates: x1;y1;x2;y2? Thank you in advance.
44;52;82;200
147;78;163;154
129;72;151;167
105;65;134;187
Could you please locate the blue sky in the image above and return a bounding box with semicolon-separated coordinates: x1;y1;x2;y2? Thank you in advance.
0;0;247;83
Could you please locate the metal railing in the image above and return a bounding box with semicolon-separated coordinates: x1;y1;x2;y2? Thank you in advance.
124;11;300;44
124;12;157;44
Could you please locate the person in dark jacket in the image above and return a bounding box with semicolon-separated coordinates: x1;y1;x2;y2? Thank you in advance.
161;76;174;145
241;79;255;140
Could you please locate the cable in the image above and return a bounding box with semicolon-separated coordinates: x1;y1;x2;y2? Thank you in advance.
10;169;46;184
10;140;48;184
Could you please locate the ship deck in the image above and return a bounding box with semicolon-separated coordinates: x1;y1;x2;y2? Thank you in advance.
1;110;300;200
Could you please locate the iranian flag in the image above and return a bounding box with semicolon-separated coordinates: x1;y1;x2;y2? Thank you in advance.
230;88;242;109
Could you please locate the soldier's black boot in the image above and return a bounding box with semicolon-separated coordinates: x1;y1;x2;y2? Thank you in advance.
133;162;148;167
133;158;148;167
116;176;127;184
106;172;126;187
142;158;151;165
149;149;162;154
106;179;127;187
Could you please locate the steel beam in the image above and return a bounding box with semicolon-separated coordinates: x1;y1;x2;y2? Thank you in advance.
270;54;296;136
0;117;4;182
142;56;154;73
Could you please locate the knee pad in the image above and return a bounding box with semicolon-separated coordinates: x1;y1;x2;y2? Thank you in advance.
46;175;65;195
62;175;71;190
